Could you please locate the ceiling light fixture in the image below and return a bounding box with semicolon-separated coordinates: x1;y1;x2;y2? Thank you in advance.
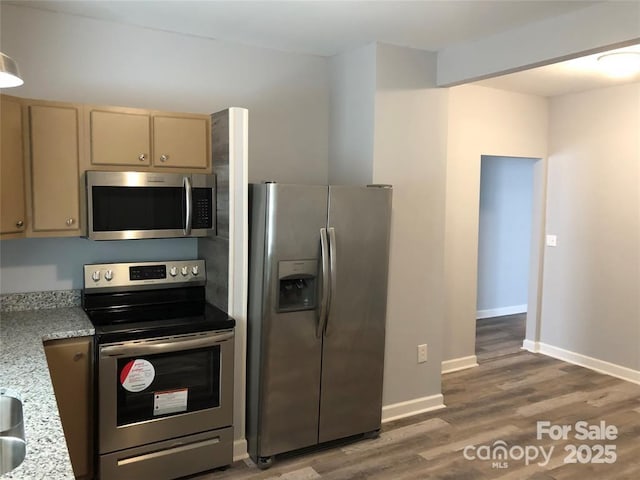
597;51;640;78
0;52;24;88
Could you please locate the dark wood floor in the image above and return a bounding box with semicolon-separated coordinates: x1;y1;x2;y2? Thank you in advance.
475;313;526;362
194;315;640;479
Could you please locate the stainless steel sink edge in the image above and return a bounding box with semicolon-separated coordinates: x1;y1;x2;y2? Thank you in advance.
0;388;22;402
0;388;27;476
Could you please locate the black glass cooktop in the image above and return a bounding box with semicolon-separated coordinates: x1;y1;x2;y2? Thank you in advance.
83;286;235;343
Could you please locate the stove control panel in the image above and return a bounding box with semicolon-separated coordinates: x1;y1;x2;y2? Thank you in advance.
84;260;206;291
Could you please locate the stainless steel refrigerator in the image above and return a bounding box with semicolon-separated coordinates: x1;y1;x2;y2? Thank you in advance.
246;182;392;468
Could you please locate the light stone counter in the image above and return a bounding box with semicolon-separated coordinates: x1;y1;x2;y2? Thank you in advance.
0;306;94;480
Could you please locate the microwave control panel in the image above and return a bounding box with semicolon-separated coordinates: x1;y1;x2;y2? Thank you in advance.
192;188;213;229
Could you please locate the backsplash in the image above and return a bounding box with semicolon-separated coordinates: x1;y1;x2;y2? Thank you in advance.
0;237;197;294
0;290;81;312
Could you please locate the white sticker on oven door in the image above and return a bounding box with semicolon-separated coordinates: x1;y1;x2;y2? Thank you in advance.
120;359;155;393
154;388;189;416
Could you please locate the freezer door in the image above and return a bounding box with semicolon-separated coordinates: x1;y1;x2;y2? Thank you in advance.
250;183;329;458
319;185;392;443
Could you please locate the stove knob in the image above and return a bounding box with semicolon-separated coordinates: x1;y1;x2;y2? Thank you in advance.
169;267;178;277
181;266;189;276
104;270;113;282
91;271;101;282
192;265;199;276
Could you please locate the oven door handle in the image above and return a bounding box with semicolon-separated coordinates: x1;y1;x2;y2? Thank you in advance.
100;331;234;357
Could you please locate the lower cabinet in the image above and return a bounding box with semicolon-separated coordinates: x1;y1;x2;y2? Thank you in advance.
44;337;94;480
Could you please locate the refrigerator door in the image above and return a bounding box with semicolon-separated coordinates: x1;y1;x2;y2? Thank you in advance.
248;183;329;458
318;185;392;443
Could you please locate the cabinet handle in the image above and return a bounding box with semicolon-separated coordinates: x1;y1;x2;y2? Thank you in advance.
138;153;147;161
160;154;169;162
73;352;84;361
16;220;24;228
66;218;75;226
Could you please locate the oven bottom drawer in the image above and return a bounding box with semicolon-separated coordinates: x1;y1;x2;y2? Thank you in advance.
99;427;233;480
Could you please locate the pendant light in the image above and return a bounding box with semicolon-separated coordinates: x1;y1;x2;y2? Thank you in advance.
0;52;24;88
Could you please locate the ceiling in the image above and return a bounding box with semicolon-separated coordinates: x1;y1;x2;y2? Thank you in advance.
8;1;638;97
475;44;640;97
11;1;598;56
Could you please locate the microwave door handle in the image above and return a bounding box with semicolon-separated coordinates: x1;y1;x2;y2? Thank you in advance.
183;176;193;236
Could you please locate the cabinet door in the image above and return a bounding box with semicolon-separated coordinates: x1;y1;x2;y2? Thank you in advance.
44;337;94;480
29;104;81;233
0;96;26;236
153;115;209;169
89;108;151;166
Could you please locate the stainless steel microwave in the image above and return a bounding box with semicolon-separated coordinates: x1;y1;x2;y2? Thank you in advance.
86;171;215;240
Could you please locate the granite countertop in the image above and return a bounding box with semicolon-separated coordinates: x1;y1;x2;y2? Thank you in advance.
0;306;94;480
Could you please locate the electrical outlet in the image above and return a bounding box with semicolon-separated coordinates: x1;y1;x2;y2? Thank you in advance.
417;344;428;363
546;234;557;247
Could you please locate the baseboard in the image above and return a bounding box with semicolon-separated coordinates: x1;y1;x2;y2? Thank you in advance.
521;339;539;353
441;355;479;374
381;394;445;423
522;340;640;385
477;304;527;319
233;438;248;461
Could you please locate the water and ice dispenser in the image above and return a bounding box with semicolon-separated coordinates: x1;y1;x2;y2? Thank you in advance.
277;260;317;312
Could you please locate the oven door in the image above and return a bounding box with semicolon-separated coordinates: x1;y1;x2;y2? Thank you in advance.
98;329;233;454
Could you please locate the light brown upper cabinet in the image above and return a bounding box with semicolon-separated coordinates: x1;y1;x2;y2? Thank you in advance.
26;102;82;236
1;96;212;240
89;107;151;166
0;95;26;238
153;115;209;169
86;106;210;171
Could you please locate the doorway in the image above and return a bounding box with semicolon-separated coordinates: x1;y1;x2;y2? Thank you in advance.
476;155;536;362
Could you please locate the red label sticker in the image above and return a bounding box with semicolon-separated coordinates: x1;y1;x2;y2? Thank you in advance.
120;359;155;392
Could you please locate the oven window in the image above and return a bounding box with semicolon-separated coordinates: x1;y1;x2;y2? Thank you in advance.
116;346;221;426
92;186;185;231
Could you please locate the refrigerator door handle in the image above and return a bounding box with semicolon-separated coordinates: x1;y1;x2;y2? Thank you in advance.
325;227;337;336
317;227;331;338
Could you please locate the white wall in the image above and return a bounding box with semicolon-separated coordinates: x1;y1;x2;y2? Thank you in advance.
373;44;448;409
327;43;447;415
0;4;329;185
477;155;535;316
539;82;640;371
444;85;548;363
329;44;376;184
0;4;329;294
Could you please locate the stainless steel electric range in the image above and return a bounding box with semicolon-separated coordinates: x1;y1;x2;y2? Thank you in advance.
82;259;235;480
